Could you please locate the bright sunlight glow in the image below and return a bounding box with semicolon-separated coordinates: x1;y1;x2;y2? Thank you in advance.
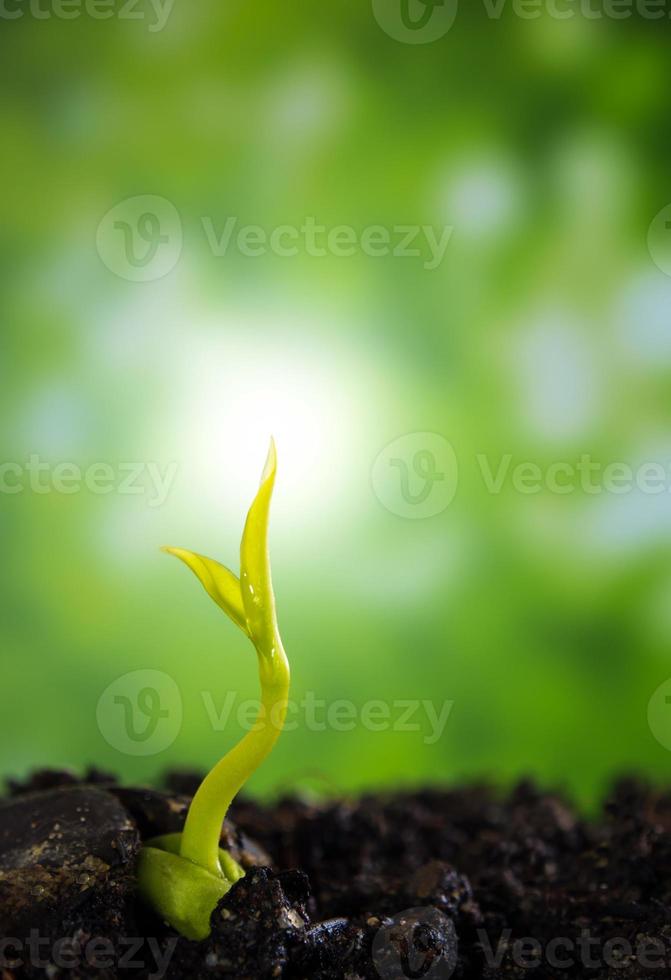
171;324;367;533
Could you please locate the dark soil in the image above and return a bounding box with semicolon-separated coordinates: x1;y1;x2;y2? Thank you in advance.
2;770;671;978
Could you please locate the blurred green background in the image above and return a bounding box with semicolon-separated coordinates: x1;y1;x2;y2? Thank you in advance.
2;0;671;809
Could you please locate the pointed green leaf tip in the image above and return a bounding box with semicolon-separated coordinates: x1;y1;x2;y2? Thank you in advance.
138;441;290;940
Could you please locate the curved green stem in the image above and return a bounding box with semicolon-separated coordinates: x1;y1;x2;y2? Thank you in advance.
180;645;289;876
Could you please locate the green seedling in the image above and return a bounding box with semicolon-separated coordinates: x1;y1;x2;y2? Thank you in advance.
137;441;290;940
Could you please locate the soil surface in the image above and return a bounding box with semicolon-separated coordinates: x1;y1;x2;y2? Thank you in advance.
1;769;671;978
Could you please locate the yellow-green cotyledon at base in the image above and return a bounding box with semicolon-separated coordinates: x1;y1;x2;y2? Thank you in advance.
137;441;290;940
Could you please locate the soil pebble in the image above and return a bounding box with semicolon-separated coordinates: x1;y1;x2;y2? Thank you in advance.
0;784;139;969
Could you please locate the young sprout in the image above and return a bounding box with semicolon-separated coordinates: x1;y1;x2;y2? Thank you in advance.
137;441;290;940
